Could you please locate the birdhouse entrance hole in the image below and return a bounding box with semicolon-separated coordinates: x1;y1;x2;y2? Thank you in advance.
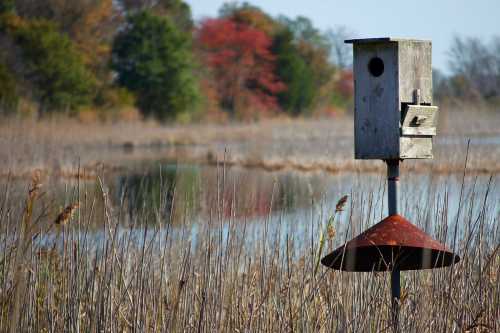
368;57;384;77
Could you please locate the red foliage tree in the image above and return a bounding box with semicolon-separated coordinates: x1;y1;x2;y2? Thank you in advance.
196;18;285;118
335;69;354;99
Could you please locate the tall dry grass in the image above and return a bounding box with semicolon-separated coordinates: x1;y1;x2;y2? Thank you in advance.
1;108;500;180
0;163;498;332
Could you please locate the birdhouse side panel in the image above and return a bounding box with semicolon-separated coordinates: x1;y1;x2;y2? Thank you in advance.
398;41;434;159
398;41;433;104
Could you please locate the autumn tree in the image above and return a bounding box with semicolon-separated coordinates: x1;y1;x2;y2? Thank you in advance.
71;0;121;80
11;19;96;114
14;0;121;81
219;2;278;36
196;18;285;118
12;0;122;114
111;10;199;121
330;69;353;110
14;0;119;37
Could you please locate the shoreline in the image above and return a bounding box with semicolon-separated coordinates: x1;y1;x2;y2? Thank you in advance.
1;110;499;180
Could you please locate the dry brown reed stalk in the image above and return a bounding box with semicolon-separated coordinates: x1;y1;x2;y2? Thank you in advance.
0;162;497;332
314;195;349;276
8;170;44;333
3;110;500;187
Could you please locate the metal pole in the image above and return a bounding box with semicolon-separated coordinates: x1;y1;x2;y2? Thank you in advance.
387;160;399;216
387;159;400;332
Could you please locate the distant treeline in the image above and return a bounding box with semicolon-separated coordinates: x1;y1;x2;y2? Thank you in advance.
0;0;355;121
0;1;497;122
434;36;500;106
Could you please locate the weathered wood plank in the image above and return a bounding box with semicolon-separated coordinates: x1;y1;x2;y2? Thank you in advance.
401;127;436;136
353;42;399;159
400;137;433;159
401;105;438;138
398;41;433;104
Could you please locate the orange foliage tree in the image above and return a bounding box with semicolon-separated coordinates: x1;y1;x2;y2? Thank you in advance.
196;18;285;119
220;3;278;36
335;70;354;99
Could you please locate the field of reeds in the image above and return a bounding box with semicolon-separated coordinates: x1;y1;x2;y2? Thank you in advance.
0;107;499;332
0;159;498;332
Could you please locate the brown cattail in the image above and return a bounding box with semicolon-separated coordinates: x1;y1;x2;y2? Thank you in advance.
335;195;349;212
327;225;336;240
54;203;79;225
28;170;43;200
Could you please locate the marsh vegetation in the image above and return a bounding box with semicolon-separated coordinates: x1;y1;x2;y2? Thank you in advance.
0;128;498;331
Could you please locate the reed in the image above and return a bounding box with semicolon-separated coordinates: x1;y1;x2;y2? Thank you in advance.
1;109;499;180
0;164;497;332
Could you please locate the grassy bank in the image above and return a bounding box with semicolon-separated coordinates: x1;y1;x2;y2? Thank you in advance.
1;107;500;180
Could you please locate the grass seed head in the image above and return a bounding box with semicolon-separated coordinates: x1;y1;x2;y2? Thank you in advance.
28;170;43;200
54;203;79;225
335;195;348;212
327;225;336;240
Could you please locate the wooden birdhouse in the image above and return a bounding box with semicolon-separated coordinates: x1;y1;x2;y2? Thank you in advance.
346;38;438;160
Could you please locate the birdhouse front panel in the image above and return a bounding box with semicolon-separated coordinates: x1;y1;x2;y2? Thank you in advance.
352;42;400;159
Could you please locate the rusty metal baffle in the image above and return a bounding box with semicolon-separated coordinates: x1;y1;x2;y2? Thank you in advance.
320;214;460;271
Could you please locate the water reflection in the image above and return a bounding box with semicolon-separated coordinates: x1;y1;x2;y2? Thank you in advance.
112;164;498;242
115;163;327;224
1;162;497;251
117;164;198;224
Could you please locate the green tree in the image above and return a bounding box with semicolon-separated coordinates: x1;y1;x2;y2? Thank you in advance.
272;28;315;115
277;15;329;50
14;19;95;114
120;0;193;32
159;0;193;32
0;0;15;14
0;59;18;114
111;10;199;121
276;15;337;112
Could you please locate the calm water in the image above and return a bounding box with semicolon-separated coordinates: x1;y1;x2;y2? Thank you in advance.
2;162;498;251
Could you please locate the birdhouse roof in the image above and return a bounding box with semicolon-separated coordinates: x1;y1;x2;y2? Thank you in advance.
345;37;431;44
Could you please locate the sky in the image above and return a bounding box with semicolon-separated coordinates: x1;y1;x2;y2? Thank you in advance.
185;0;500;74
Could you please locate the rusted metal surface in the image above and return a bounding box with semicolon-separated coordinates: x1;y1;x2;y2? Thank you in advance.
321;214;460;271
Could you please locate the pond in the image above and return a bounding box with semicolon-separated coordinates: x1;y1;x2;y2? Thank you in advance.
4;161;497;253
